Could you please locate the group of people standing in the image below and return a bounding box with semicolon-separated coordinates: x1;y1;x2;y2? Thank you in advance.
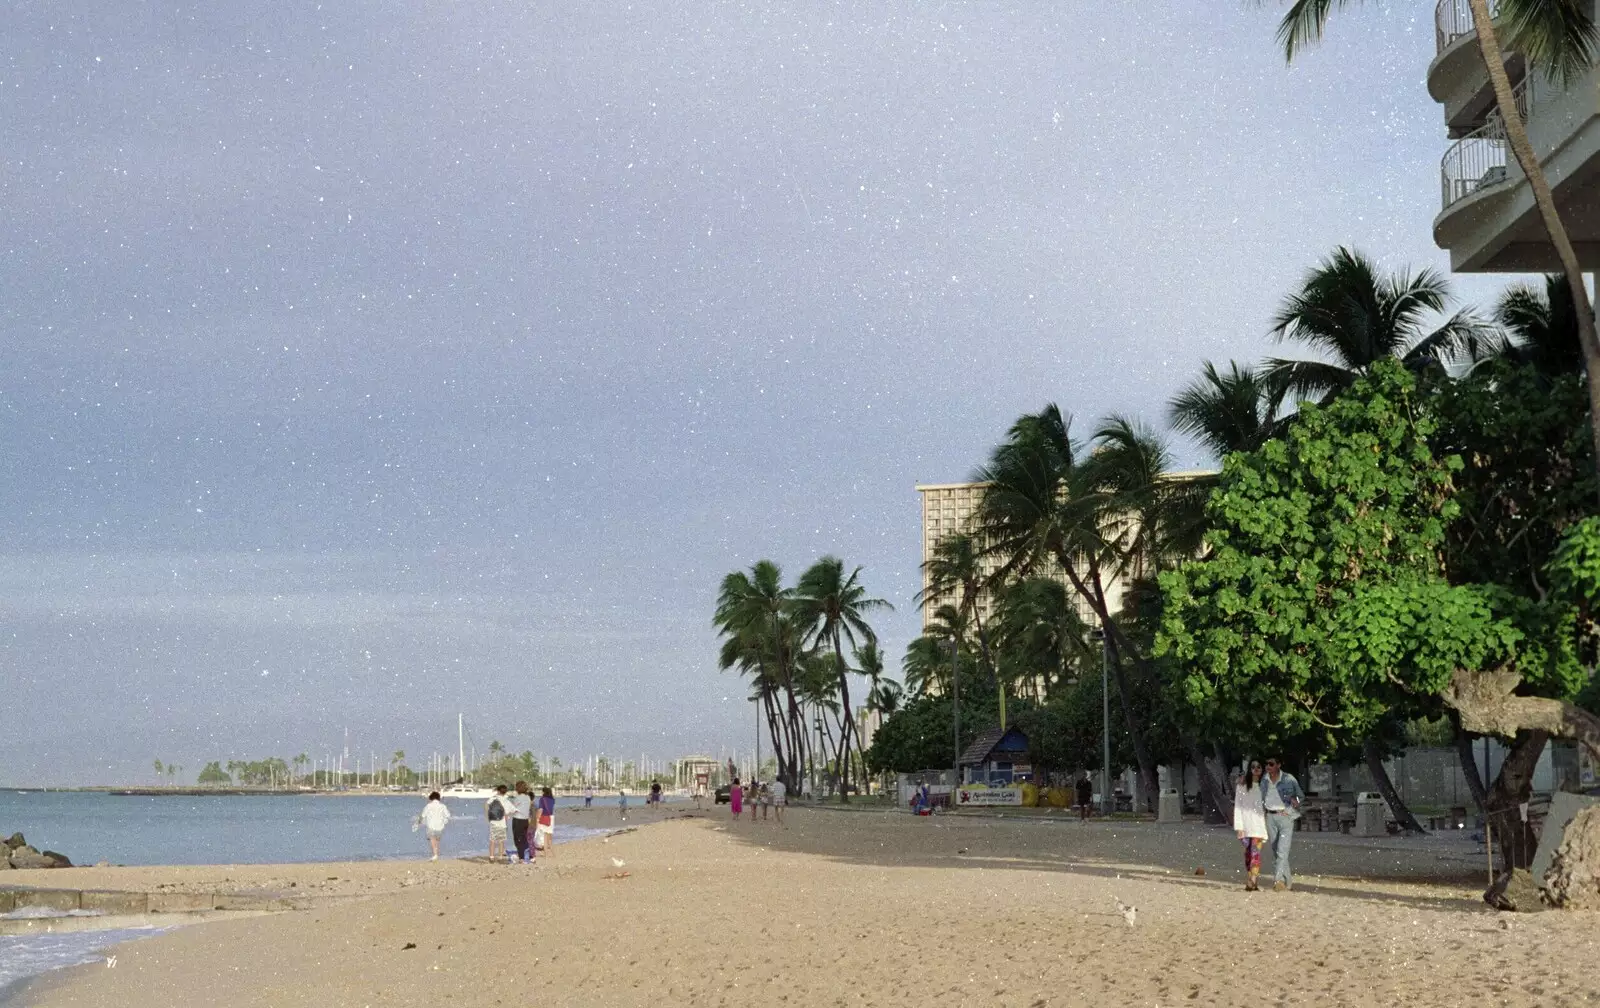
727;776;785;823
1231;757;1304;891
413;783;557;864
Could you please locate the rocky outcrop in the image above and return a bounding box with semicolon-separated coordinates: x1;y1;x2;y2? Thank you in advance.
2;834;73;869
1545;806;1600;910
8;845;52;869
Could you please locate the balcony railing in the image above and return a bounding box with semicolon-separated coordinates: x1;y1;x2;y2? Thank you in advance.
1435;0;1499;54
1441;117;1509;208
1439;75;1539;211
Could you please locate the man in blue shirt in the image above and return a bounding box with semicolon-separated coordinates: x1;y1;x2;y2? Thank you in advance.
1261;757;1305;891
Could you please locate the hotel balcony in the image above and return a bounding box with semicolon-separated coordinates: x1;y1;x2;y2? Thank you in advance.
1430;0;1600;271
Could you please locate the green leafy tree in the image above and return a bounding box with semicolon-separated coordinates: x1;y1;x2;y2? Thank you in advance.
865;692;1000;776
197;761;231;786
1159;362;1600;880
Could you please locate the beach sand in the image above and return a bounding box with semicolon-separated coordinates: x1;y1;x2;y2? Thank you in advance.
16;805;1600;1007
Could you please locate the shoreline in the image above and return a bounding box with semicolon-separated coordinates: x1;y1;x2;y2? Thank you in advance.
1;806;693;1004
11;807;1599;1007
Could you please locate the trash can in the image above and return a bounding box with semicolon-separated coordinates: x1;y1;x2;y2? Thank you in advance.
1354;792;1387;837
1158;787;1182;822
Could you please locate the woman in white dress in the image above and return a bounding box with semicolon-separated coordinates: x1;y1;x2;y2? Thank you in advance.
1232;761;1268;891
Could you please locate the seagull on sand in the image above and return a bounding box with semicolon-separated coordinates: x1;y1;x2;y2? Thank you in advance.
611;857;626;868
1113;897;1136;927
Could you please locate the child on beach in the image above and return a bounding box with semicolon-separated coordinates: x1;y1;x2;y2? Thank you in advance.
417;791;451;861
535;786;556;855
619;788;629;821
486;784;511;862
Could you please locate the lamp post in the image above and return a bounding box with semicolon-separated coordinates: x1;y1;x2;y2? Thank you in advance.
950;637;961;792
812;715;823;799
749;696;761;784
1090;627;1112;815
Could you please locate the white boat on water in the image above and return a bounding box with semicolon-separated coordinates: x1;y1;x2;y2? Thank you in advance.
439;786;497;800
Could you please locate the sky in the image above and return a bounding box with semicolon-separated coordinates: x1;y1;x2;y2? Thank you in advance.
1;0;1520;785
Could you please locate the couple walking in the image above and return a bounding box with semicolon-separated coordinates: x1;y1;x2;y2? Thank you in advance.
1232;757;1303;891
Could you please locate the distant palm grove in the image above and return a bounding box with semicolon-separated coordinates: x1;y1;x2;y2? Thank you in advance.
716;247;1600;863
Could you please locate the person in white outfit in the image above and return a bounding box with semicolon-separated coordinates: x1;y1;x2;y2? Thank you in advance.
418;791;452;861
1232;762;1268;891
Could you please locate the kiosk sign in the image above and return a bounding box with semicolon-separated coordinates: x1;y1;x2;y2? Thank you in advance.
955;787;1023;806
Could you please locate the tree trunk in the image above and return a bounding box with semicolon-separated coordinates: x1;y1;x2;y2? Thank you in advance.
1468;0;1600;496
832;628;857;802
1102;625;1160;812
1441;667;1600;764
1362;738;1428;834
1185;736;1233;826
1487;730;1549;872
1456;728;1490;813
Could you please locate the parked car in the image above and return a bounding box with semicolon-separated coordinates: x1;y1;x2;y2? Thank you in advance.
715;785;731;804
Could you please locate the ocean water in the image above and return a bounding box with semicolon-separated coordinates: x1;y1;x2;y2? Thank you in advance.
0;790;612;866
0;790;621;1000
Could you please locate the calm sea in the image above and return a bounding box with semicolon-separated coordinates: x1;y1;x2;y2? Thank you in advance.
0;790;620;999
0;790;613;866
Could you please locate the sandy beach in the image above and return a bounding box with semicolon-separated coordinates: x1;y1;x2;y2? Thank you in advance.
13;804;1600;1007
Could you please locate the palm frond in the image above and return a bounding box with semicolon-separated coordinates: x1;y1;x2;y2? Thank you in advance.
1276;0;1346;61
1502;0;1600;86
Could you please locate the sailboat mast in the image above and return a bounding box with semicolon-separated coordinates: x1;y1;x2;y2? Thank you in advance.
458;712;465;785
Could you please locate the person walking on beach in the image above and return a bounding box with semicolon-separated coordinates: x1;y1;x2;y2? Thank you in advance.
1261;756;1303;891
584;785;594;808
1233;762;1268;891
768;776;786;825
694;777;707;810
485;784;511;862
417;791;451;861
729;777;743;819
510;780;535;864
535;786;556;856
1075;771;1094;820
758;779;773;821
650;781;662;809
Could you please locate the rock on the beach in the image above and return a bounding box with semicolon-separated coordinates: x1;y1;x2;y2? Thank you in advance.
9;845;52;869
4;832;25;851
41;850;73;868
1545;806;1600;910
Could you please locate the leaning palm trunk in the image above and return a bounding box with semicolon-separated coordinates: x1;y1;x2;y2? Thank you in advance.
831;628;857;800
1361;739;1427;834
1469;0;1600;496
1058;552;1159;811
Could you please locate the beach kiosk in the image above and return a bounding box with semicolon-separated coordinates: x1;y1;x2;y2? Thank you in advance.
958;727;1032;786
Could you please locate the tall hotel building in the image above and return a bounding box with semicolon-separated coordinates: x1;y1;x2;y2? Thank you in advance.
1433;2;1600;270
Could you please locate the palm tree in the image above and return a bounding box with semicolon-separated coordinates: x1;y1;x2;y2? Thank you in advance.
917;532;1003;720
1276;2;1600;498
1168;360;1280;462
715;562;805;790
792;556;891;800
973;405;1161;806
153;759;164;785
1262;248;1498;404
1496;273;1584;376
991;576;1093;701
901;635;953;697
867;678;904;718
